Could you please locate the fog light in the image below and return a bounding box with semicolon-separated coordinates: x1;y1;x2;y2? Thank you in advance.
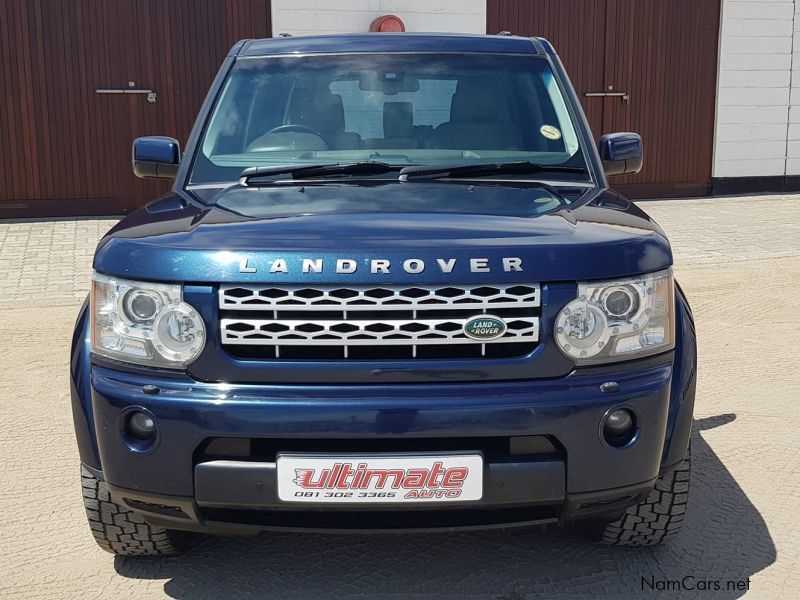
126;410;156;440
602;408;636;447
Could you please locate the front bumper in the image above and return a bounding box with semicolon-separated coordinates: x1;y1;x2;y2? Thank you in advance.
88;356;674;532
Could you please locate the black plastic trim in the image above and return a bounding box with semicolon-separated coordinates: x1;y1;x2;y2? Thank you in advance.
107;478;654;533
712;175;800;196
560;479;655;522
193;458;565;510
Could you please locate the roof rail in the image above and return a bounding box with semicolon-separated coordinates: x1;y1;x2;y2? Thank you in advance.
497;30;513;36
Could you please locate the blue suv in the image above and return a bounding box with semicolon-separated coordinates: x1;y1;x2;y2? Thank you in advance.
71;33;696;555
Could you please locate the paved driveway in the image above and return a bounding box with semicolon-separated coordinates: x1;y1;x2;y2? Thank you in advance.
1;194;798;599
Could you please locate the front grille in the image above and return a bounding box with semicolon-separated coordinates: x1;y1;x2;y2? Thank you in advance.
219;284;541;360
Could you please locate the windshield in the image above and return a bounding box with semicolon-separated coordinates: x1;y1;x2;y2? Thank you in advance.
190;53;589;185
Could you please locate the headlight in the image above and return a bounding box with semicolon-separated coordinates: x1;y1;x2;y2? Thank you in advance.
554;269;674;365
91;272;206;368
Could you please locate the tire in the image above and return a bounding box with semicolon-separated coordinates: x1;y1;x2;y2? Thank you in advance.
81;465;186;556
599;444;691;546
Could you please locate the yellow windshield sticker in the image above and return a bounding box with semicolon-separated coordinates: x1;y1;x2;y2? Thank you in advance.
540;125;562;141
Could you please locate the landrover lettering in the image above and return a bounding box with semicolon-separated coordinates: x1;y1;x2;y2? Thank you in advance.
237;256;525;275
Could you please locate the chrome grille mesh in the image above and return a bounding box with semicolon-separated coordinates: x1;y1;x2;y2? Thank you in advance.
219;284;541;359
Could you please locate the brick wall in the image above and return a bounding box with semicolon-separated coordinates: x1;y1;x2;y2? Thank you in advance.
714;0;797;178
270;0;486;36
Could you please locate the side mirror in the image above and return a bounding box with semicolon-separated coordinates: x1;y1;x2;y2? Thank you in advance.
599;132;643;176
133;136;180;179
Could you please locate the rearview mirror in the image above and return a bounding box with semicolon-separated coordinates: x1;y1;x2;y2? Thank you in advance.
359;71;420;93
599;133;643;176
133;136;180;179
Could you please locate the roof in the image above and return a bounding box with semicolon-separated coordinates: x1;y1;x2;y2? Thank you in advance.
238;33;550;57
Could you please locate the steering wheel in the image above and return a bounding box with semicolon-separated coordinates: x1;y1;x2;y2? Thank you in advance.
264;124;323;137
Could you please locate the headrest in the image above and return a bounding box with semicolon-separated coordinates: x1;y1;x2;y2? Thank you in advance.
383;102;413;138
289;88;345;135
450;79;505;122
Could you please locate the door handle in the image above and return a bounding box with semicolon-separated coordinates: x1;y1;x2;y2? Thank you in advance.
584;92;629;103
96;88;157;103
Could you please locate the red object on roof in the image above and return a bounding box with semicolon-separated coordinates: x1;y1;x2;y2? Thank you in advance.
369;15;405;33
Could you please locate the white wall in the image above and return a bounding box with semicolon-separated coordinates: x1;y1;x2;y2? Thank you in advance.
788;2;800;174
714;0;798;178
271;0;486;37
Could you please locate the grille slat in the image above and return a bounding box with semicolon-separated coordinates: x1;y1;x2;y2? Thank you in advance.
220;317;539;345
219;284;541;360
220;285;539;311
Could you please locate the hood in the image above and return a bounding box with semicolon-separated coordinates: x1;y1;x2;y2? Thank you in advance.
94;182;671;284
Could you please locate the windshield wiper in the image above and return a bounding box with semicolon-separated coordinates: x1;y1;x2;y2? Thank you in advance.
240;162;402;185
398;161;586;181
